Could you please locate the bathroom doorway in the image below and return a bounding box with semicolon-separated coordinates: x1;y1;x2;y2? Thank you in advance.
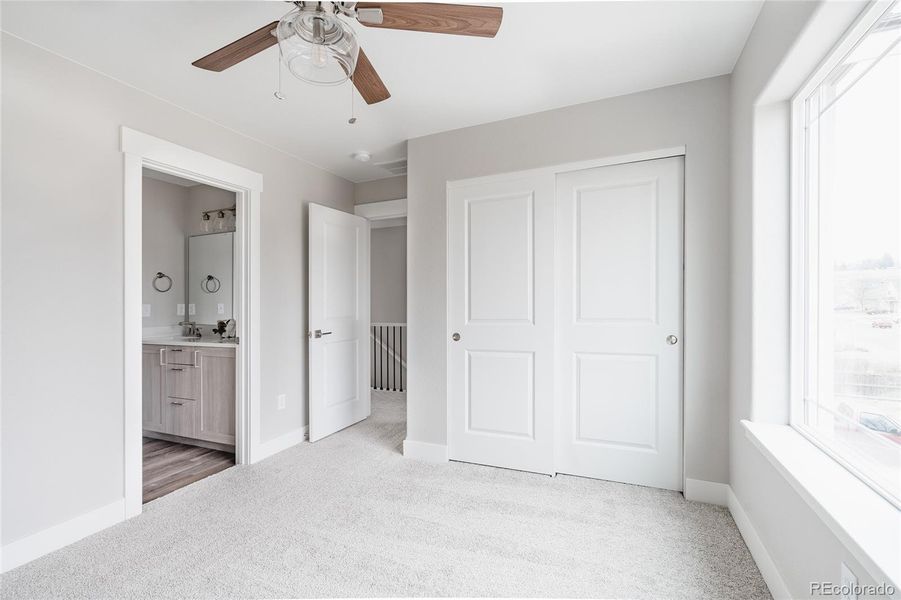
122;127;262;517
140;168;239;503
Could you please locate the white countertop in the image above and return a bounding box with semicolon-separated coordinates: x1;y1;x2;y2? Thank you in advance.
142;336;237;348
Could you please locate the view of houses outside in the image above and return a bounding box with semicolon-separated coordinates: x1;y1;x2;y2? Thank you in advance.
803;6;900;504
823;263;901;501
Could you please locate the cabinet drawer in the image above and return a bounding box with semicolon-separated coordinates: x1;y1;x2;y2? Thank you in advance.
164;398;197;438
166;365;200;400
163;347;197;366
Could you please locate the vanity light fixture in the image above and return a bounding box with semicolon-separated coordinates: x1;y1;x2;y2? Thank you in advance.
201;206;237;232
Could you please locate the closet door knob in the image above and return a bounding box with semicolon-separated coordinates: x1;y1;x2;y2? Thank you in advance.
666;335;678;345
452;333;461;341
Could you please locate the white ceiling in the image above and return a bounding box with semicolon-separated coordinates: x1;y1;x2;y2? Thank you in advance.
2;1;761;182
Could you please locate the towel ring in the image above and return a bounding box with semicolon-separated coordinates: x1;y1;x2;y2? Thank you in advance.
152;272;172;293
201;275;221;294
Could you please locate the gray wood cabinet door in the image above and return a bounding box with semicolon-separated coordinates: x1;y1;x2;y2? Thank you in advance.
164;398;197;438
166;365;201;400
143;343;235;446
198;348;236;445
142;346;165;433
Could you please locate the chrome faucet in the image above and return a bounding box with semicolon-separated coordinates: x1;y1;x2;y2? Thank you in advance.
179;321;201;338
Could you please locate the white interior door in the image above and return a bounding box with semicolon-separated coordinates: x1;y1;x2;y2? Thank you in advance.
556;157;684;490
308;203;370;442
448;174;555;474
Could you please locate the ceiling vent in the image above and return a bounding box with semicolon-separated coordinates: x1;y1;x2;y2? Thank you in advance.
374;158;407;176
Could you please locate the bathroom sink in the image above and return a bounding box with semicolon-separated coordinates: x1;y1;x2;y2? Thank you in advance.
177;336;235;344
144;335;236;345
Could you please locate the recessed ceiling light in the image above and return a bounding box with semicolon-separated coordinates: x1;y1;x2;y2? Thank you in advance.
353;151;371;163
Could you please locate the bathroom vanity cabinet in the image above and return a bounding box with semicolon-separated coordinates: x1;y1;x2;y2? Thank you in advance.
142;344;236;447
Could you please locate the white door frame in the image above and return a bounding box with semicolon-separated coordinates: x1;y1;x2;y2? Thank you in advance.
445;146;686;483
121;127;262;518
354;197;407;229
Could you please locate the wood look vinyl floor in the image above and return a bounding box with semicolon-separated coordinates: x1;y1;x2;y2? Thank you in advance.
142;437;234;503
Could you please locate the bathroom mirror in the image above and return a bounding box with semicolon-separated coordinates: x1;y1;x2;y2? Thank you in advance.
187;232;234;325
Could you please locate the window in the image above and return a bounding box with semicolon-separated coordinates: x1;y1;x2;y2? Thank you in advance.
794;1;901;507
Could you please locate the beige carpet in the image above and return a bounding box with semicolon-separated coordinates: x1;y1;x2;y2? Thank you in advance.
1;391;768;599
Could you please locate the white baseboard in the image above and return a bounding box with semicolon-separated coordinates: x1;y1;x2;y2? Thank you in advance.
728;487;791;600
1;499;125;573
684;478;729;506
253;426;308;463
403;439;448;463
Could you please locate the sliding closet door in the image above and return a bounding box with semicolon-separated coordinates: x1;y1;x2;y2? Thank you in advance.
556;157;684;490
447;174;555;474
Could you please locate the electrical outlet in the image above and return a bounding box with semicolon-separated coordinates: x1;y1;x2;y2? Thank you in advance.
142;304;151;318
841;562;858;600
217;303;225;315
277;394;286;410
177;304;185;316
188;303;196;316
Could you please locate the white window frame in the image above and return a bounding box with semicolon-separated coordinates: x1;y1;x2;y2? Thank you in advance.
790;0;901;509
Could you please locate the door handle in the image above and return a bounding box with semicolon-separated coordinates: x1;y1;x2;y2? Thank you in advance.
452;332;461;341
313;330;333;339
666;335;679;345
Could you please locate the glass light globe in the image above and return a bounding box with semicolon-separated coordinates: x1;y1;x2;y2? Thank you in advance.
277;9;358;86
201;212;213;233
215;210;227;232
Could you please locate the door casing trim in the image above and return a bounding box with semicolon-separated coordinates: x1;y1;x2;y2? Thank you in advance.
121;127;262;518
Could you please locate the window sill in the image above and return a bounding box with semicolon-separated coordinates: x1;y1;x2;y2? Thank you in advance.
742;420;900;589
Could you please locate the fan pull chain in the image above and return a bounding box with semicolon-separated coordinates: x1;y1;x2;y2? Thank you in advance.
274;53;286;101
348;77;357;124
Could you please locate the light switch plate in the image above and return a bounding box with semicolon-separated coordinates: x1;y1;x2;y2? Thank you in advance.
277;394;286;410
217;303;225;315
840;562;858;600
177;304;185;316
142;304;151;318
188;303;196;316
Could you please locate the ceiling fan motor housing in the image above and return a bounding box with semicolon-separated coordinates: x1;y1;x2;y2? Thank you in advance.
278;2;360;85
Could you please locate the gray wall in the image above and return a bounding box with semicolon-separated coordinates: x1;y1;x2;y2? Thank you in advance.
354;175;406;205
142;177;189;328
729;0;886;595
355;175;407;322
406;75;732;485
370;226;407;324
142;177;238;328
1;34;353;546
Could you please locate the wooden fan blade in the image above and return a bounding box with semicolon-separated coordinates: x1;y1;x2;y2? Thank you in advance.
356;3;502;38
353;49;391;105
192;21;279;71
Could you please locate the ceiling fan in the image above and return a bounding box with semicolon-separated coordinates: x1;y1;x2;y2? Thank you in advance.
192;2;503;105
